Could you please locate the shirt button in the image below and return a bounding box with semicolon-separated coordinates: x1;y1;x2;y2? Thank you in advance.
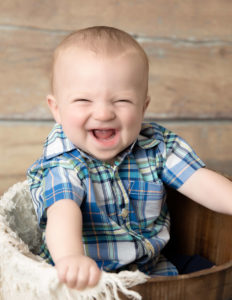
121;208;128;218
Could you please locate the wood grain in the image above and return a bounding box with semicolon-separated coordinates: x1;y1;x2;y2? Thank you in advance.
0;0;232;40
0;121;231;196
0;0;231;195
147;41;232;119
0;28;231;120
0;122;50;195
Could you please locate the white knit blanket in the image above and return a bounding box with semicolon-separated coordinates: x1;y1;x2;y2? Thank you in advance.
0;181;148;300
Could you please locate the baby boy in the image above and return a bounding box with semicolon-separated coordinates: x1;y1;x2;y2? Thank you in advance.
28;26;232;290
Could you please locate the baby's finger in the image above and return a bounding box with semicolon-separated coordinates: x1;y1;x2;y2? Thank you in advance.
56;264;68;283
65;266;79;289
75;267;89;290
88;265;102;287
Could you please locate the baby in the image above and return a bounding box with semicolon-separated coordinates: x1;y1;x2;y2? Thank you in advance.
27;26;232;290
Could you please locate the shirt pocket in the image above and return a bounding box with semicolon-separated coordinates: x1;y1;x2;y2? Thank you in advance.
126;180;165;222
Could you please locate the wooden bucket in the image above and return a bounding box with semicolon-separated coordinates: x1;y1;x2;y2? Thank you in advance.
121;177;232;300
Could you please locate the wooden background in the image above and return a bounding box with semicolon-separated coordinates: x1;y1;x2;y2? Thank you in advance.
0;0;232;195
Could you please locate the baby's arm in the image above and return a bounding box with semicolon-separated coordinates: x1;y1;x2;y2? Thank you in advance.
46;199;101;290
178;168;232;214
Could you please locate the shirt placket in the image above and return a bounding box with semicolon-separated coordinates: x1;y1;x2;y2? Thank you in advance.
112;167;155;259
112;169;130;225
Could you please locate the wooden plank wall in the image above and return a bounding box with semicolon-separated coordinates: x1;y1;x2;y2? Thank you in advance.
0;0;232;195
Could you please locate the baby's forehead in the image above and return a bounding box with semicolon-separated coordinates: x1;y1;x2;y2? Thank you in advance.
54;45;148;79
51;38;149;94
55;42;142;62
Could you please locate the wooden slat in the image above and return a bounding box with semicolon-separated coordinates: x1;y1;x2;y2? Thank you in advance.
0;122;50;196
0;121;231;196
147;41;232;119
0;28;56;119
0;28;231;120
0;0;232;40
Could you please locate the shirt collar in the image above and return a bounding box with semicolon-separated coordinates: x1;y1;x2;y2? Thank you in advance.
43;122;160;160
43;124;76;160
137;123;160;149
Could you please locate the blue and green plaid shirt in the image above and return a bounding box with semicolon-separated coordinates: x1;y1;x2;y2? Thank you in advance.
27;122;205;276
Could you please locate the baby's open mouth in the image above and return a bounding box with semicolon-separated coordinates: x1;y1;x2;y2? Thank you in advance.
92;129;116;140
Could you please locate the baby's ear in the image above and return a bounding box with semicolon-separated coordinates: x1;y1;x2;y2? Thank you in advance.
47;94;61;123
143;95;150;113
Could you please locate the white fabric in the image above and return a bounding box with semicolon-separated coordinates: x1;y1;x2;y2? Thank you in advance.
0;181;148;300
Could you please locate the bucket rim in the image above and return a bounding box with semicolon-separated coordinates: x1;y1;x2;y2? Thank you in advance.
146;259;232;283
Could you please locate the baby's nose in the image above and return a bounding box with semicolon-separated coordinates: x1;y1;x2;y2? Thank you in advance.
93;103;116;121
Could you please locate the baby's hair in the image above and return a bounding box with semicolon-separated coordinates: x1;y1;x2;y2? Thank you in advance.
51;26;149;93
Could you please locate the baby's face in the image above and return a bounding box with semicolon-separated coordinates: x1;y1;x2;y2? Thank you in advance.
48;47;150;163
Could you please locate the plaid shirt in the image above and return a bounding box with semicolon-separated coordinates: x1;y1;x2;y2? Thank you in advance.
27;122;205;275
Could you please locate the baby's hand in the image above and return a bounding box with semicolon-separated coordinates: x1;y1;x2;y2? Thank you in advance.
55;254;101;290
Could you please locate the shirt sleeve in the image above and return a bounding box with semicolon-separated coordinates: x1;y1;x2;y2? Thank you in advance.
28;164;85;223
160;130;205;189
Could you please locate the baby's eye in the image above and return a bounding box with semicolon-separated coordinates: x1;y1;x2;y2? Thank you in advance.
116;99;132;103
73;99;91;103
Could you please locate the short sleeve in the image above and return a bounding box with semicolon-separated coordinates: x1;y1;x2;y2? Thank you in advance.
160;132;205;189
28;165;85;223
